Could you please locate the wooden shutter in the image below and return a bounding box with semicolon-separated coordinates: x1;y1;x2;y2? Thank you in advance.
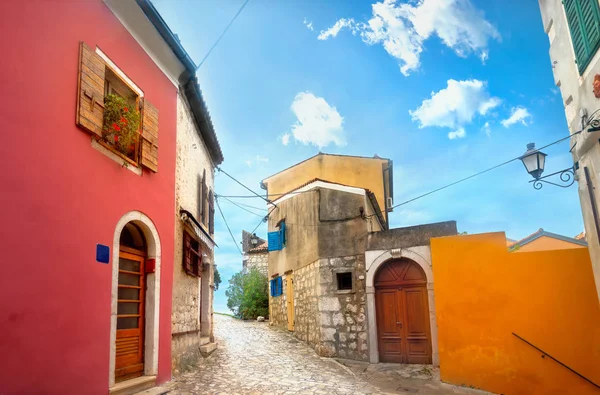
564;0;600;73
141;99;159;172
208;190;215;235
202;172;208;225
76;42;105;137
268;231;282;251
183;232;193;275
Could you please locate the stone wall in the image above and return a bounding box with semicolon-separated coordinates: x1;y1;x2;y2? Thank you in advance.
246;251;268;276
293;261;321;347
172;91;216;375
269;273;287;324
317;255;368;361
269;255;368;361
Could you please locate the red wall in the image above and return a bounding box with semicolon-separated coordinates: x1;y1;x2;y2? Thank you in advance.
0;1;176;393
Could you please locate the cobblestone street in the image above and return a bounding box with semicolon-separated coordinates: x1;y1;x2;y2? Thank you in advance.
161;314;491;395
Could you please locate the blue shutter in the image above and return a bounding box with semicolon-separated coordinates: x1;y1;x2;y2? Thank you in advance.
268;231;281;251
280;222;286;247
270;277;283;297
277;277;283;296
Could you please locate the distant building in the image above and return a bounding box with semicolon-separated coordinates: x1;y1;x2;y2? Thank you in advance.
261;153;456;365
242;230;268;276
538;0;600;301
507;228;587;252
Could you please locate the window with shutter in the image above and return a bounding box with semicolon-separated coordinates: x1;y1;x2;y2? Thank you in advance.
268;231;282;251
182;231;202;277
141;99;159;172
77;42;105;137
208;190;215;235
564;0;600;74
270;277;283;297
201;170;208;225
77;42;153;169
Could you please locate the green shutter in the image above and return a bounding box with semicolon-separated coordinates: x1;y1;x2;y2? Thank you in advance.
564;0;600;73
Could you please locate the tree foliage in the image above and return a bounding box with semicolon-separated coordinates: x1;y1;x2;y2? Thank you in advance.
214;267;222;291
225;269;269;319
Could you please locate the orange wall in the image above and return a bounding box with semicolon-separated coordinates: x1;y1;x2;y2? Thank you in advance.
431;232;600;395
514;235;586;252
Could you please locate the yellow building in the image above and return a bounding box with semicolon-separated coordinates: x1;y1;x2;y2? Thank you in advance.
261;153;393;221
508;228;587;252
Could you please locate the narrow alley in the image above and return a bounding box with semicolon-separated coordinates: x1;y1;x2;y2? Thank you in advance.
160;315;490;395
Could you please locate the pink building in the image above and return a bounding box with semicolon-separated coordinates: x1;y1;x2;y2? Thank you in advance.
0;1;208;393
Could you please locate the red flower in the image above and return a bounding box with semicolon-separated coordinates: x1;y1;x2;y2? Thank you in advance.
123;107;129;112
112;123;121;131
120;117;127;124
114;135;119;143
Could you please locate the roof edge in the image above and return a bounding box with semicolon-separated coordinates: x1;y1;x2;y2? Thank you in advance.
513;229;588;248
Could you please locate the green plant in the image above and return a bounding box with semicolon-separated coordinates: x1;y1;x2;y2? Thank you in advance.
102;94;140;158
225;269;269;320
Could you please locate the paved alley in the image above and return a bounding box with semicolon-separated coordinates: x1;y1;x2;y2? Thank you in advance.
161;314;491;395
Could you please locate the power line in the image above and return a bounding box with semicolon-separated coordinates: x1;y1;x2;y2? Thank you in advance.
218;196;267;211
217;166;274;206
250;206;276;235
196;0;251;70
215;196;243;255
370;132;576;216
217;194;265;217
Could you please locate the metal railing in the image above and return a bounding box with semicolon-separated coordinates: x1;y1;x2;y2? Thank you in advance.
512;333;599;389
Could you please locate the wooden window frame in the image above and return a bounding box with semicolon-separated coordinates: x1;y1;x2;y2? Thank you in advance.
183;230;203;277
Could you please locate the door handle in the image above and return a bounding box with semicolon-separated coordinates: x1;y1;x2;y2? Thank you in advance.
396;322;403;328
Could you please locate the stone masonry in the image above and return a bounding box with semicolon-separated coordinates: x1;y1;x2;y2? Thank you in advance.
270;255;368;361
246;248;268;276
317;254;368;361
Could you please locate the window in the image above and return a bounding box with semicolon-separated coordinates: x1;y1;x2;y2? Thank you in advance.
268;220;286;251
183;231;202;277
270;277;283;297
76;42;159;172
564;0;600;73
336;272;353;291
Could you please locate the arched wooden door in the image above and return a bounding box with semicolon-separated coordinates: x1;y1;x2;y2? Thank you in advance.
375;259;432;364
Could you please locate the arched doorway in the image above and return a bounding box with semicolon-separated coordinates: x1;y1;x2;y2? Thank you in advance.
375;258;432;364
115;223;147;382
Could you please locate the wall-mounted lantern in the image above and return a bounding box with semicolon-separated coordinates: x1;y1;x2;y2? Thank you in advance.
520;143;575;189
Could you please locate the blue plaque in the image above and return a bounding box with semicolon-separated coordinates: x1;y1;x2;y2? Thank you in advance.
96;244;110;264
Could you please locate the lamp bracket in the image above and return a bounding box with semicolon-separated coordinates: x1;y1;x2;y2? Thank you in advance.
530;167;576;189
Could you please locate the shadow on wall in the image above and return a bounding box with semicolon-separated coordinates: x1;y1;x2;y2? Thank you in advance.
431;232;600;395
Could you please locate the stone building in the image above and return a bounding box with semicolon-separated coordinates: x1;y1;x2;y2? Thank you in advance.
242;230;268;275
170;30;224;374
262;154;457;365
538;0;600;301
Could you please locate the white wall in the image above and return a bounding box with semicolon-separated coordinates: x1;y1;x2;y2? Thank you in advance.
539;0;600;301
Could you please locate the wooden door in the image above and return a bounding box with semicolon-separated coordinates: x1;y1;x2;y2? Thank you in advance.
375;259;432;364
286;273;294;331
115;250;145;382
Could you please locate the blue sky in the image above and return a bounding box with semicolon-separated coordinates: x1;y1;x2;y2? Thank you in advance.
153;0;584;313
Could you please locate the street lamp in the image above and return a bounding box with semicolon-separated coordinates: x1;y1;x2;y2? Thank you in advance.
519;143;547;179
250;233;259;247
520;142;575;189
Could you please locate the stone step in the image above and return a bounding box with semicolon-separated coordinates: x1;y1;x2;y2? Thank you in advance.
109;376;156;395
199;336;210;346
133;387;170;395
200;341;217;356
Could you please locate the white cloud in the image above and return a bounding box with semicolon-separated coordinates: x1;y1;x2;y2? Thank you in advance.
303;18;314;31
289;92;345;148
482;121;491;137
501;107;532;128
320;0;499;76
318;18;358;40
245;155;269;167
280;133;291;146
409;79;501;132
448;127;466;139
